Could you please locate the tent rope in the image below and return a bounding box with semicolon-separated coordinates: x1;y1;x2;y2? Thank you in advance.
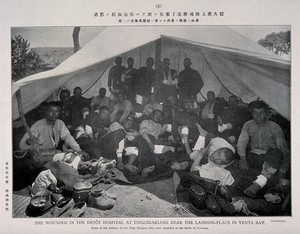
199;48;237;97
82;58;114;95
199;90;207;100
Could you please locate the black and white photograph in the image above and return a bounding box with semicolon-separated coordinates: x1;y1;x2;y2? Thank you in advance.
1;0;300;233
11;25;291;218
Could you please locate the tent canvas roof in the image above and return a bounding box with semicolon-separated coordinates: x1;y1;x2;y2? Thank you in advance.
12;26;290;121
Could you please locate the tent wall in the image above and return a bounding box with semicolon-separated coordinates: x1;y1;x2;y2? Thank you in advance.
12;26;290;121
160;37;290;119
161;37;259;101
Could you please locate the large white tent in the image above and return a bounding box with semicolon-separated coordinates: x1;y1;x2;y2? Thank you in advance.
12;26;290;121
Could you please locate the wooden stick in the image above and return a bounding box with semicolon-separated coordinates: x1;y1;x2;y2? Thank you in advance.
16;89;40;157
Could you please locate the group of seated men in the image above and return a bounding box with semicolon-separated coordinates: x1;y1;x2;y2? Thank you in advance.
18;83;290;201
18;56;290;203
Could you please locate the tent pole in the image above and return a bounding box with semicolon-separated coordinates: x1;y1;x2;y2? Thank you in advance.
139;47;142;67
154;38;162;95
155;38;162;69
16;90;33;138
177;42;182;73
16;90;40;156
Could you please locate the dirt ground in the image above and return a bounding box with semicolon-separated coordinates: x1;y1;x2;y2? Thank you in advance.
84;175;214;218
14;174;213;218
84;177;198;218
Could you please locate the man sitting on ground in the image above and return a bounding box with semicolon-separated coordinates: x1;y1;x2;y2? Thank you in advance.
137;110;175;172
237;101;290;198
19;101;83;164
57;89;73;129
70;86;91;128
110;91;134;124
172;98;200;144
142;92;163;116
73;107;103;159
90;87;110;109
198;91;223;133
216;95;249;144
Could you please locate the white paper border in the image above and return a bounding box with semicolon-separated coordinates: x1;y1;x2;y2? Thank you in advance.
1;0;300;233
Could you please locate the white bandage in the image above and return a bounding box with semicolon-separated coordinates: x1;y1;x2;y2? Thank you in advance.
135;112;143;118
154;145;165;154
218;124;228;133
136;94;143;105
53;153;66;162
153;145;175;154
254;174;268;188
166;124;172;132
70;155;81;169
116;139;125;158
124;147;139;156
193;136;205;151
85;125;93;135
208;113;215;119
181;126;189;135
190;150;201;161
126;134;135;141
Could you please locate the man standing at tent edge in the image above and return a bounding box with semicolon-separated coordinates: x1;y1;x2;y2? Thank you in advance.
178;58;203;104
108;57;126;92
135;57;155;105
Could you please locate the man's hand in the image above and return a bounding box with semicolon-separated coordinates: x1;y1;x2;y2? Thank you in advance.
239;158;249;172
217;116;223;126
117;157;124;170
78;151;90;161
26;136;38;145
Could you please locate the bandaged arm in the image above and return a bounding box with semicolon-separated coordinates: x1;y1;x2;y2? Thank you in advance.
218;123;233;133
190;149;207;172
141;131;153;146
253;174;268;188
160;124;172;135
237;123;250;161
140;121;155;145
116;138;125;158
60;122;81;152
